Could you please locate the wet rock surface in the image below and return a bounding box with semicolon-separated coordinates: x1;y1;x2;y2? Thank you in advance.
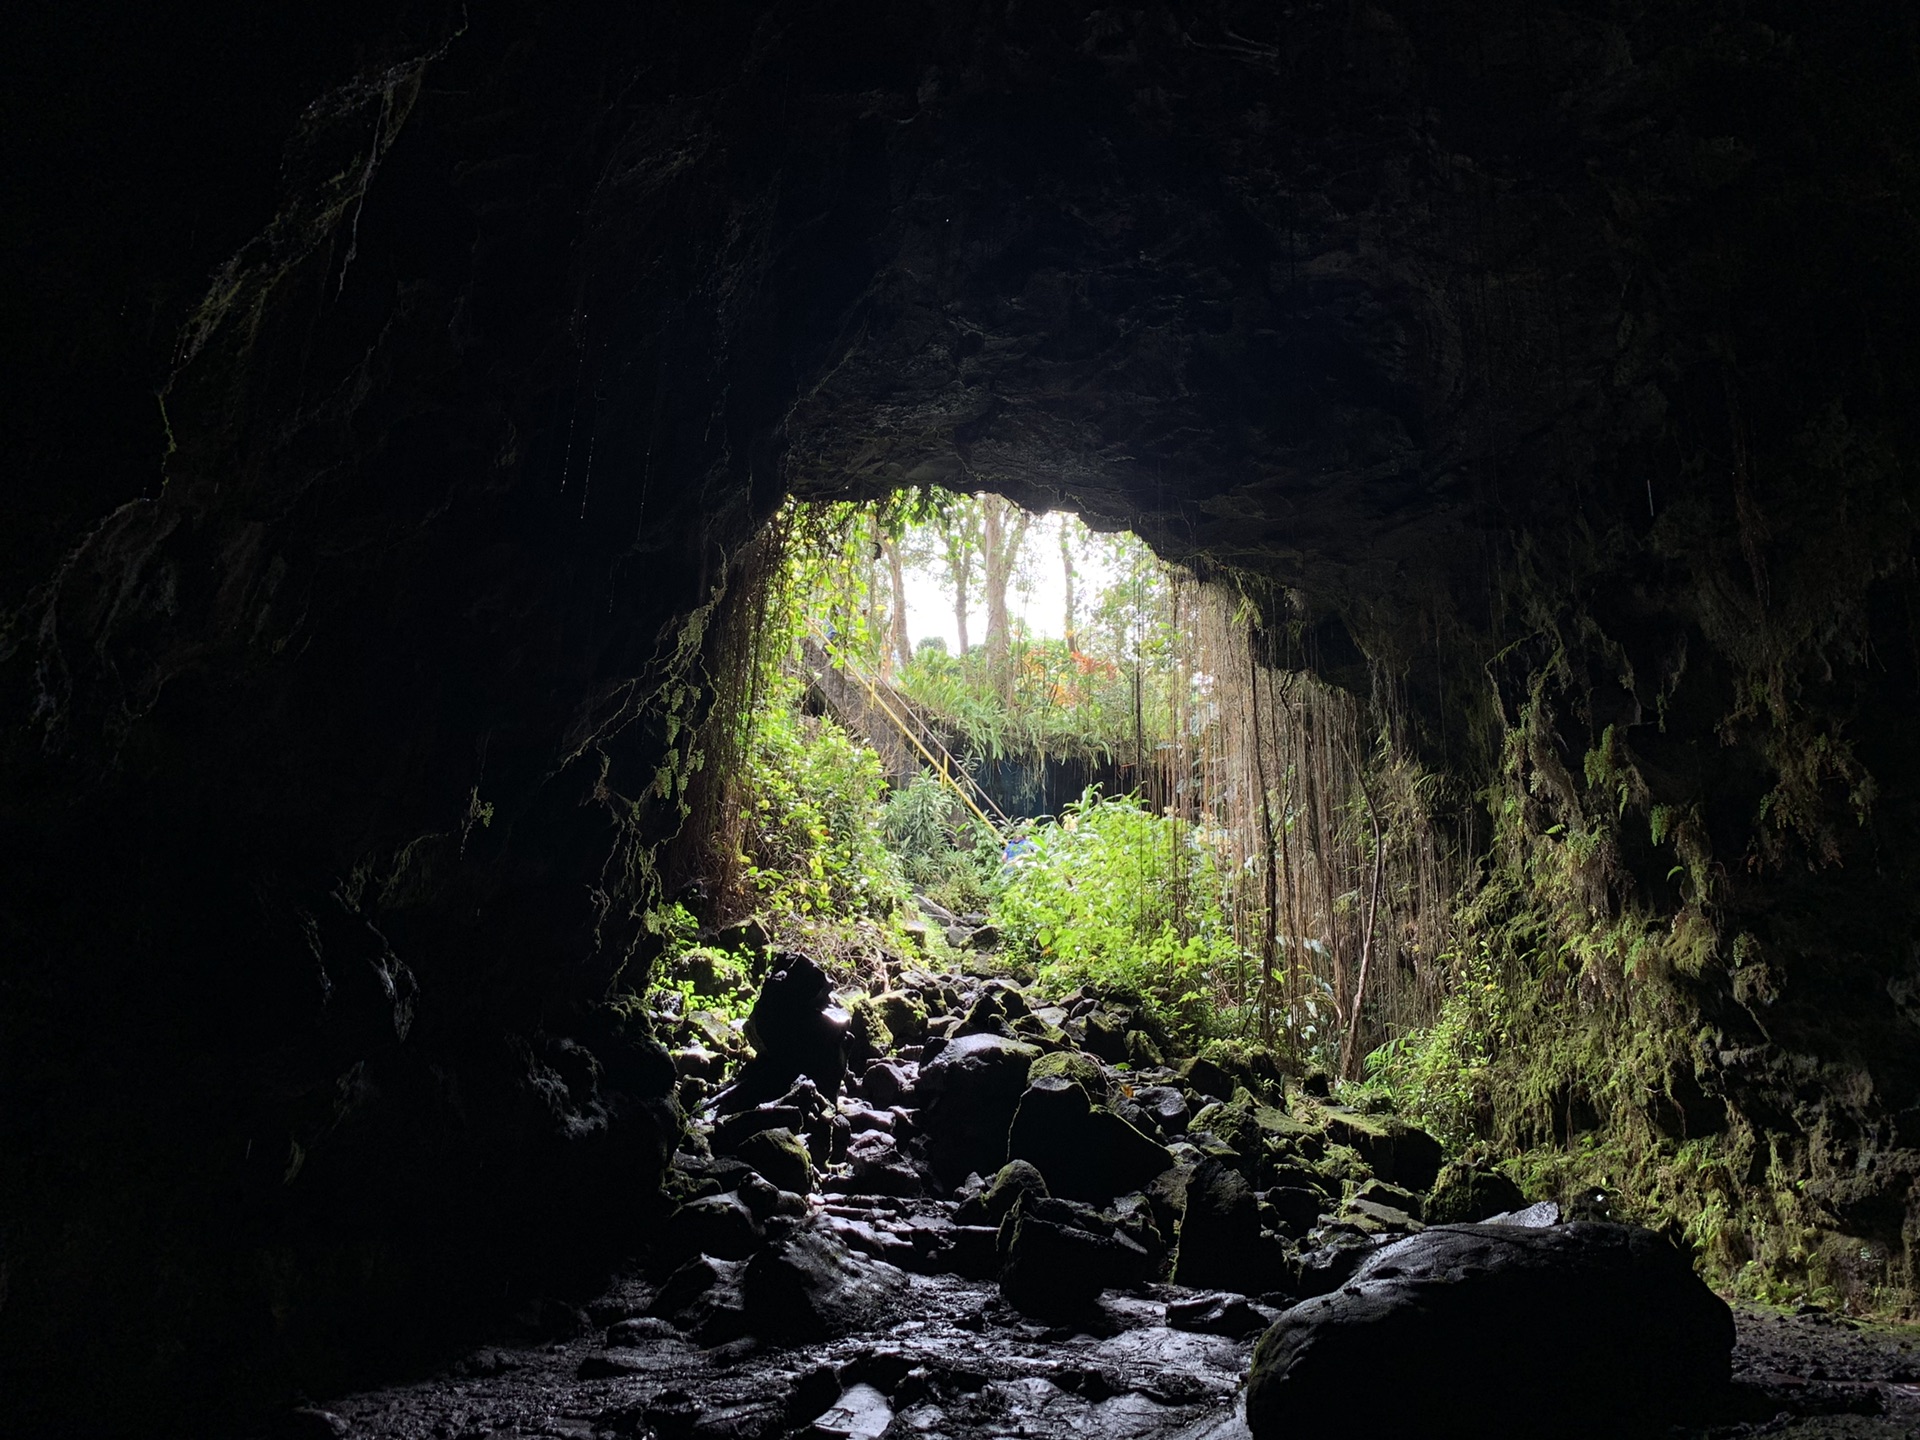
1248;1221;1735;1437
251;962;1920;1440
279;1297;1920;1440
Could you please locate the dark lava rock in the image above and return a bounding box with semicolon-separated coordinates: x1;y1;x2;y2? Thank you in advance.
1263;1185;1328;1236
1246;1222;1735;1438
933;1224;1001;1280
870;992;928;1048
954;990;1012;1038
1172;1158;1261;1291
1006;1075;1174;1204
996;1194;1152;1317
1027;1048;1108;1097
277;1408;351;1439
1133;1084;1191;1137
1167;1292;1275;1338
1352;1177;1424;1219
1345;1196;1422;1233
1295;1233;1385;1298
711;1102;806;1154
1080;1007;1133;1064
954;1158;1050;1226
1425;1161;1527;1224
606;1315;680;1345
1185;1039;1287;1102
667;1192;765;1260
719;953;850;1108
649;1255;750;1344
914;1032;1039;1184
1126;1030;1165;1068
838;1128;923;1196
1488;1199;1562;1228
731;1125;814;1195
742;1228;909;1341
1318;1109;1444;1190
859;1059;915;1108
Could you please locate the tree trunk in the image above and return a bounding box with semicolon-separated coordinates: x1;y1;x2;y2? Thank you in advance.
1059;513;1078;650
939;502;979;654
882;534;912;669
981;495;1030;695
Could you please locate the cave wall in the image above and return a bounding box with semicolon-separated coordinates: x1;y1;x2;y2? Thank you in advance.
3;0;1918;1431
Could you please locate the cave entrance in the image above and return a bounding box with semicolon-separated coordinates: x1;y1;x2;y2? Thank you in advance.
653;488;1459;1084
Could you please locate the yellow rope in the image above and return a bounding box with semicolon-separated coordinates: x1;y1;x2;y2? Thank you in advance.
827;645;1009;836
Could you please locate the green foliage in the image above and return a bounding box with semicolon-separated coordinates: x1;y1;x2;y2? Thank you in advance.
995;790;1243;1040
739;696;908;924
655;943;758;1023
880;773;997;912
895;632;1175;762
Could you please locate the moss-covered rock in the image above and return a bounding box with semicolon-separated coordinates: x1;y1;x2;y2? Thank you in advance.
1425;1163;1526;1225
845;995;893;1068
731;1126;814;1197
955;1158;1050;1227
1320;1109;1444;1191
1029;1048;1109;1098
1126;1030;1165;1069
1011;1012;1069;1049
1007;1075;1174;1203
870;990;928;1047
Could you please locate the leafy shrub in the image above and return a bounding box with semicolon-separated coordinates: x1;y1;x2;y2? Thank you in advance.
995;789;1242;1039
741;704;907;923
880;773;996;912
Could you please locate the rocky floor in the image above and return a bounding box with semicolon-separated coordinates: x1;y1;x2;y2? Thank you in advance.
270;950;1920;1440
288;1271;1920;1440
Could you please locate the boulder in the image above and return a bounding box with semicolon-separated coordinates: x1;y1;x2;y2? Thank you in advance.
914;1032;1039;1184
1126;1030;1165;1068
1006;1075;1174;1204
732;1126;814;1195
605;1315;679;1346
667;1192;764;1260
1262;1185;1327;1236
1185;1038;1287;1102
1028;1048;1108;1097
953;1159;1049;1227
838;1130;923;1197
1424;1163;1526;1224
1246;1223;1736;1439
670;1045;724;1080
1318;1109;1444;1190
649;1255;750;1343
1167;1293;1275;1339
954;991;1012;1038
844;994;893;1067
720;953;850;1108
743;1228;909;1342
859;1059;915;1109
1487;1199;1561;1228
1009;1011;1068;1048
1133;1085;1191;1137
997;1194;1153;1317
1186;1098;1262;1177
870;991;928;1047
1172;1158;1260;1291
1080;1007;1133;1063
1344;1197;1422;1233
1352;1177;1425;1219
711;1101;806;1154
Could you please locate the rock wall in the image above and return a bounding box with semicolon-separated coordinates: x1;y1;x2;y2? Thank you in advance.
3;0;1918;1431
